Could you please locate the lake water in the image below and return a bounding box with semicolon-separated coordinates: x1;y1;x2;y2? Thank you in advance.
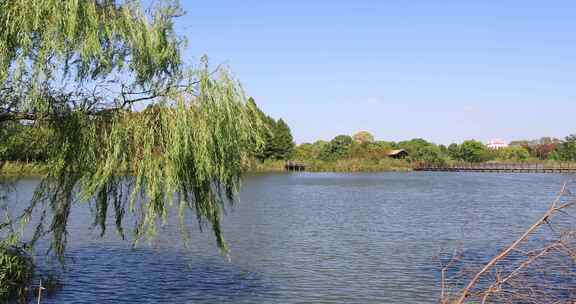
3;172;570;303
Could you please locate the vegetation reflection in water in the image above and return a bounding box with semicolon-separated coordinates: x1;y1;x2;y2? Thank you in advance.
2;172;571;303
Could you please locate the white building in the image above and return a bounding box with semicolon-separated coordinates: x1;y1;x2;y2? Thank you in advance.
486;138;508;150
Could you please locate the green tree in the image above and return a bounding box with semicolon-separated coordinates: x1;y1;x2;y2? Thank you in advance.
270;119;295;160
397;138;434;155
0;0;262;265
438;144;448;155
0;122;21;160
397;138;447;164
246;98;295;161
320;135;353;160
410;145;445;165
459;140;489;163
557;134;576;161
548;150;561;161
495;146;531;162
293;143;314;160
349;140;394;159
447;143;461;160
1;123;51;162
294;140;329;160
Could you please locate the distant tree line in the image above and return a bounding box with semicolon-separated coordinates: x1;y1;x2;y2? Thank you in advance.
291;132;576;165
0;121;51;162
4;113;576;166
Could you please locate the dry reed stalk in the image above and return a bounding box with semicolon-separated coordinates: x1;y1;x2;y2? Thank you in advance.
441;181;576;304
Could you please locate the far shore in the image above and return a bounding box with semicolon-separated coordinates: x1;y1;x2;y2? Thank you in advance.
0;160;412;177
5;159;576;177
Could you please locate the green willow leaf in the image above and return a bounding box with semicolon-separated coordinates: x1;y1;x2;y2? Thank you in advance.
0;1;265;263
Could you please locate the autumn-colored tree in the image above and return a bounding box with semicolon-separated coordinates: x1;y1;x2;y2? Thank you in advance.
352;131;375;144
534;143;557;160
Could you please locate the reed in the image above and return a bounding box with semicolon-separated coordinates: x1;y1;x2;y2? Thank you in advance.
440;180;576;303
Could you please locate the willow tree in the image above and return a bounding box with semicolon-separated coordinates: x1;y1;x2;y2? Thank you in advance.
0;0;263;261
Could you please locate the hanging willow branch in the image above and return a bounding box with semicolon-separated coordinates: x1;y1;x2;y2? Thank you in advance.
0;0;266;262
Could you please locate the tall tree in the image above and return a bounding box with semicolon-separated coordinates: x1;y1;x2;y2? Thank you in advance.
270;118;295;160
0;0;262;261
247;97;276;160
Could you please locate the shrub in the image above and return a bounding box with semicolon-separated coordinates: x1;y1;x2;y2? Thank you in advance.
0;244;34;302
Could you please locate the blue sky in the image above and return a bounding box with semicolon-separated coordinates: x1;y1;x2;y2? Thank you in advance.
175;1;576;144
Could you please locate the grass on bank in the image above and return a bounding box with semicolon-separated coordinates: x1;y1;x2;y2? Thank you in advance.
0;162;48;176
247;158;412;173
305;158;412;172
6;159;576;176
5;159;411;175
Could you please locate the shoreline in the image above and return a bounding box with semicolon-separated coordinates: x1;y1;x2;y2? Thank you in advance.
4;160;576;176
1;160;414;177
246;159;413;173
0;162;49;177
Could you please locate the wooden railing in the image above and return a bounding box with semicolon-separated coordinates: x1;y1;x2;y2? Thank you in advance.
413;162;576;173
